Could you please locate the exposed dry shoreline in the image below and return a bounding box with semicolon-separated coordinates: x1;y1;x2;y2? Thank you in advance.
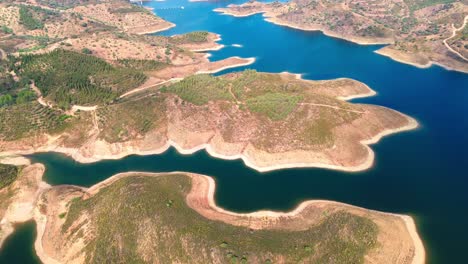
214;6;468;73
0;112;418;173
0;163;48;250
30;171;425;264
195;56;256;74
132;21;175;35
187;34;225;52
376;47;468;74
0;73;418;173
214;8;394;45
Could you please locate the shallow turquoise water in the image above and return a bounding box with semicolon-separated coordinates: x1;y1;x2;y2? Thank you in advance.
4;0;468;263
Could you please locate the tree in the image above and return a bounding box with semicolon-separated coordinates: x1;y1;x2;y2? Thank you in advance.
0;94;13;106
82;48;92;54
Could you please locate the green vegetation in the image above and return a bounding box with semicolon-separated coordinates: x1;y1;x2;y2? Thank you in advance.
0;164;19;190
359;25;390;38
63;175;378;263
81;48;92;55
0;102;72;140
15;89;36;104
0;94;14;107
18;45;47;53
17;49;147;108
404;0;457;11
16;35;52;53
111;5;151;15
0;60;37;108
19;6;44;30
161;74;233;105
1;25;13;34
301;118;334;146
116;59;169;71
171;31;210;44
246;92;302;121
97;95;166;143
35;0;99;9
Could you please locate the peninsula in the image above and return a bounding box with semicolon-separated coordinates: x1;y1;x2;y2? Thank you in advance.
0;163;424;263
0;1;426;263
215;0;468;73
0;0;417;171
1;70;417;172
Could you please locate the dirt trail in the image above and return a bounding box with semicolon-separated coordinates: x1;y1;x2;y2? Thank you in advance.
228;84;241;104
299;103;366;114
30;82;49;107
443;15;468;62
119;78;182;98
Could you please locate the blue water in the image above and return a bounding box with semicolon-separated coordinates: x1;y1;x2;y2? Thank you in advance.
138;1;468;262
6;0;468;263
0;221;40;264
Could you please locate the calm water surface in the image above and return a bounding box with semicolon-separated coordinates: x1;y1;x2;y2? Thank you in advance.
7;0;468;263
0;221;40;264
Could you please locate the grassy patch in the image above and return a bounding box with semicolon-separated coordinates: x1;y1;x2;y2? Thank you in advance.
301;118;334;146
116;59;169;71
111;5;151;15
19;5;44;30
160;74;232;105
62;175;378;263
35;0;100;9
246;92;302;120
171;31;210;44
0;164;19;190
1;25;13;34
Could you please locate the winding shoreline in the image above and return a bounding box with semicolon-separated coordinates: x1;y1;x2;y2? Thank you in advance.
1;165;425;264
133;22;176;35
0;72;418;173
195;56;256;74
375;48;468;74
32;170;425;264
214;7;468;74
214;9;393;45
0;112;418;173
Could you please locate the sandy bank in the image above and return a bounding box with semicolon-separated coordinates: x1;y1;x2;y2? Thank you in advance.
0;164;49;250
376;47;468;74
196;57;256;74
133;22;175;35
190;44;225;52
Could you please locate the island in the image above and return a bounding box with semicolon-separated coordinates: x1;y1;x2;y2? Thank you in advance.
215;0;468;73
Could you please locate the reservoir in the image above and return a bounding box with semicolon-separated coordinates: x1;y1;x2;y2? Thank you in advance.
4;0;468;263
